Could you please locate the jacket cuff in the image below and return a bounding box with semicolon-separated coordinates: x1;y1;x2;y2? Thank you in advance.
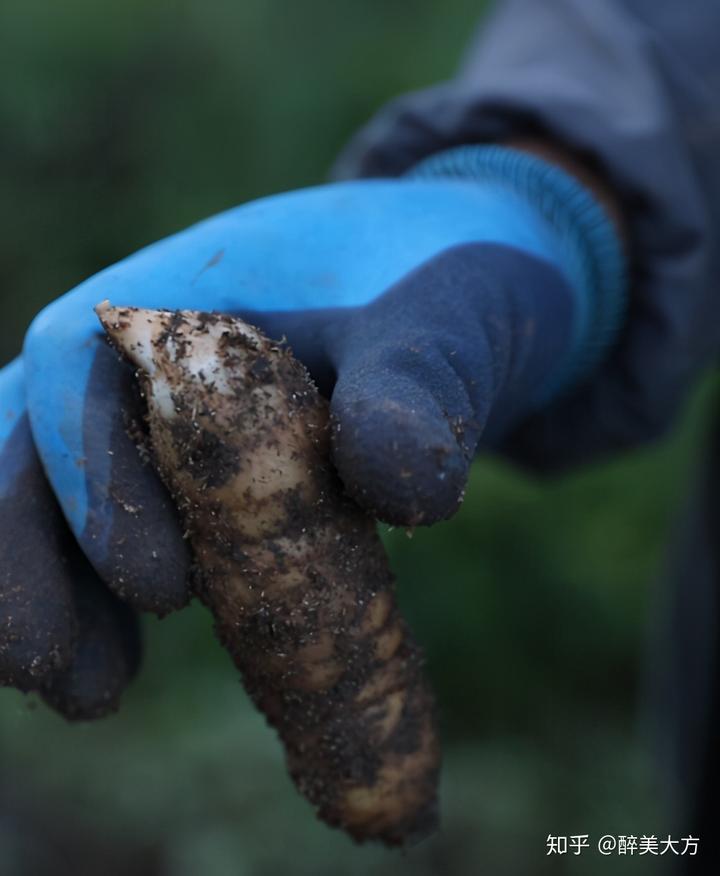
407;145;627;403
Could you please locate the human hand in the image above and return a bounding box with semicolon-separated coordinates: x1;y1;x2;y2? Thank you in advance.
0;146;625;718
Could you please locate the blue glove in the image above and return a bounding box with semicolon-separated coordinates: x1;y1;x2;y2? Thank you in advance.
0;146;625;718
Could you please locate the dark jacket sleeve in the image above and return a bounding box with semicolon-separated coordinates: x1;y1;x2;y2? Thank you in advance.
334;0;720;469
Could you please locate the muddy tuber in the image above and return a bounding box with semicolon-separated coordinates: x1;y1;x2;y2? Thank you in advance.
96;301;440;846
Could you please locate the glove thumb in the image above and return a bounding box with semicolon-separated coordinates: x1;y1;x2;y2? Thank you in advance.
330;356;478;526
327;239;585;526
327;247;504;526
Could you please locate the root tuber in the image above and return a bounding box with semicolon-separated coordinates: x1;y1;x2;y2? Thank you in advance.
95;302;440;845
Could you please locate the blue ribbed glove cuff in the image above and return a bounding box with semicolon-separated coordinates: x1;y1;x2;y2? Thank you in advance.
406;145;627;404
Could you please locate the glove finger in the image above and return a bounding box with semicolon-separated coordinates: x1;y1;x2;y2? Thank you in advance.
40;554;141;721
78;338;192;612
0;361;77;687
0;360;141;717
330;360;475;527
24;327;191;614
326;251;486;526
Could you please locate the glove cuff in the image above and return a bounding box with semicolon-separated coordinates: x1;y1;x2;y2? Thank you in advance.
406;145;627;403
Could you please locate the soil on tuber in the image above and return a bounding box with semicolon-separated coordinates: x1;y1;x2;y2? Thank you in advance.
95;302;440;846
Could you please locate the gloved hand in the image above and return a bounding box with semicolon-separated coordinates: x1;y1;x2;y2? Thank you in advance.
0;146;625;719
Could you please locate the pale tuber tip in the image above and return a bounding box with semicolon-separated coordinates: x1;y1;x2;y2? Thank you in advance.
95;301;159;375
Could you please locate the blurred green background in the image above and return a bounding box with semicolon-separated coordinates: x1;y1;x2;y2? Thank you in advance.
0;1;713;873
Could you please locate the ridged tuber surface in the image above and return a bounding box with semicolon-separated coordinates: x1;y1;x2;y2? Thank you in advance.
96;302;440;845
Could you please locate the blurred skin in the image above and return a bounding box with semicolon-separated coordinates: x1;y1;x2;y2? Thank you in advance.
507;139;627;242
